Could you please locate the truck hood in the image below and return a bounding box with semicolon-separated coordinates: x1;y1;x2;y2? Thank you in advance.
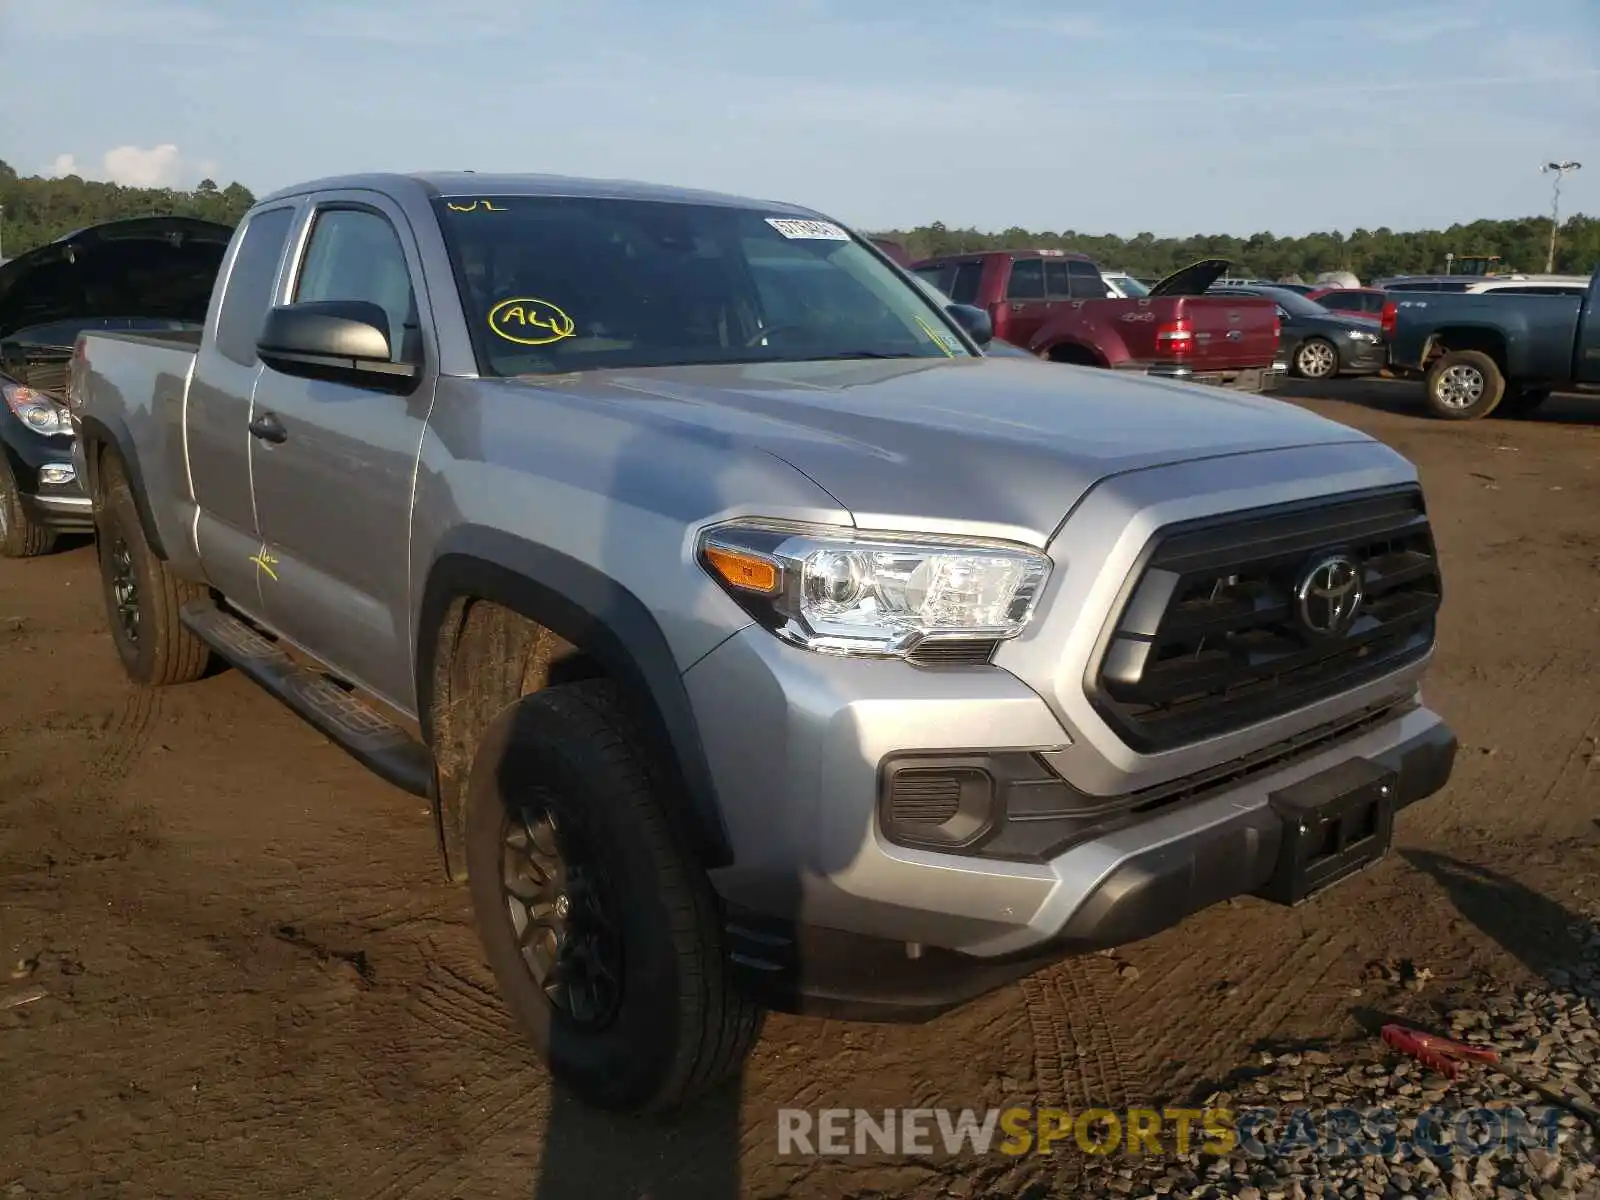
509;356;1374;541
0;216;233;341
1147;258;1233;298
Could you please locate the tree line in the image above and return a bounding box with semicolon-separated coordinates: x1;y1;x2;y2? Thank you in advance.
3;159;1597;282
0;161;255;260
875;215;1600;281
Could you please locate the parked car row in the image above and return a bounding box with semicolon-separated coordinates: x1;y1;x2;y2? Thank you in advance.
5;208;1596;570
0;217;233;556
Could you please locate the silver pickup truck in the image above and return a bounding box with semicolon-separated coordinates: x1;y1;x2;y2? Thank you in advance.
68;172;1455;1113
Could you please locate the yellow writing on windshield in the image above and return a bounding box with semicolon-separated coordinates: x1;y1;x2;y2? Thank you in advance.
488;297;577;346
446;199;508;213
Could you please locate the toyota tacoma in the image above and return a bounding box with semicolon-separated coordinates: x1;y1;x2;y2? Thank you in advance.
67;173;1455;1113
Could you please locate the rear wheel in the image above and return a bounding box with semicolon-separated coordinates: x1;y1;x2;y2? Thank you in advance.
1293;337;1340;381
0;456;57;558
1424;350;1505;420
465;680;762;1113
94;456;212;685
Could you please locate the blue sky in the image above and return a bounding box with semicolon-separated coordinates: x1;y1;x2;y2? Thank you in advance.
3;0;1597;237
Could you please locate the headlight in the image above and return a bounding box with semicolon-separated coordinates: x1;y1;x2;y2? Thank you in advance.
1;380;71;436
697;519;1052;657
1346;329;1380;344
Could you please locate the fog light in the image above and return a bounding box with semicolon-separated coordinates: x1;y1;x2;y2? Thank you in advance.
39;464;76;485
882;764;995;850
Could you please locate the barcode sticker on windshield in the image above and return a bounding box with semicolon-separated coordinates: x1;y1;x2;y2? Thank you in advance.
766;218;850;241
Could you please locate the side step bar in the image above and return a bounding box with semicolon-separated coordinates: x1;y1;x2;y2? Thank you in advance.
180;598;436;799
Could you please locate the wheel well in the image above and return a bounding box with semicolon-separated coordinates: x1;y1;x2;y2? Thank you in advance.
1423;328;1508;372
77;418;168;560
427;597;603;789
1046;342;1103;366
418;548;733;881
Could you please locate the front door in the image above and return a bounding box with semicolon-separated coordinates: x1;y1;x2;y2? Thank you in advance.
247;194;438;714
186;203;299;615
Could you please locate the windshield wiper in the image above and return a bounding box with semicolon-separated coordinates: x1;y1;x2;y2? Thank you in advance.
792;350;925;361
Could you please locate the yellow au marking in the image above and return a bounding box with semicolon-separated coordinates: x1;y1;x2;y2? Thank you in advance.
250;549;279;582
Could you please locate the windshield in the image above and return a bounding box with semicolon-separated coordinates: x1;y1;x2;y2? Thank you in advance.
434;196;973;375
1253;287;1327;317
1108;274;1149;297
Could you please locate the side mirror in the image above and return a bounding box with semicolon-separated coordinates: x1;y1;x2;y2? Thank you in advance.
945;303;993;347
256;300;417;388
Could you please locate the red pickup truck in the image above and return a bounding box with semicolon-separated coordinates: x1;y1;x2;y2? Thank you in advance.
911;251;1284;392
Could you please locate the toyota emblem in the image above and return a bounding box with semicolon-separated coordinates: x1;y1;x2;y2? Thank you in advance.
1295;554;1363;636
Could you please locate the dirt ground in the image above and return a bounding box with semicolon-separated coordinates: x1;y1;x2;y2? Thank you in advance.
2;379;1598;1199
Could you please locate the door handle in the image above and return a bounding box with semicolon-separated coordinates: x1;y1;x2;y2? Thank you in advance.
249;412;287;444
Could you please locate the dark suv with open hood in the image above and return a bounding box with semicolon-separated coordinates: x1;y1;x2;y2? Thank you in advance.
0;216;232;556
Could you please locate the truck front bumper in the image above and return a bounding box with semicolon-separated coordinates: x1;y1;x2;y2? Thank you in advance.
688;628;1454;1021
1136;361;1288;393
4;438;93;533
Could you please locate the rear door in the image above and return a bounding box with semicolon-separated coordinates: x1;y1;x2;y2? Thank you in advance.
1000;256;1050;346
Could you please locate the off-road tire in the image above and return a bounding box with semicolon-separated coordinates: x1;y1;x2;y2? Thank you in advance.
465;679;762;1113
0;454;57;558
1495;385;1551;419
1424;350;1505;420
1293;337;1340;381
94;455;212;685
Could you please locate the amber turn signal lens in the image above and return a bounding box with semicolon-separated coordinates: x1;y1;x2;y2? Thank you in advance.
704;545;780;595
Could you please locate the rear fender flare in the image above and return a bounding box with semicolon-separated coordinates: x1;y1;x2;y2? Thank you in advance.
75;412;167;559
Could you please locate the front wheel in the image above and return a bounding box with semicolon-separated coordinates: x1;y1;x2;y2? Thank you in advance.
0;455;57;558
1424;350;1505;420
1293;337;1340;381
465;680;762;1113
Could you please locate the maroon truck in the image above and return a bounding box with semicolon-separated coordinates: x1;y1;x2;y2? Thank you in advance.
911;251;1285;392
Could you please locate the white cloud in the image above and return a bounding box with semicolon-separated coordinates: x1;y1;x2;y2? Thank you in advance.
44;144;215;188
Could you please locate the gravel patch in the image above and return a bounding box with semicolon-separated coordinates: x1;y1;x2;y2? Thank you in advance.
1065;903;1600;1199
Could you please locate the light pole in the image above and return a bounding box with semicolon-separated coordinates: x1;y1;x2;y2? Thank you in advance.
1541;160;1582;273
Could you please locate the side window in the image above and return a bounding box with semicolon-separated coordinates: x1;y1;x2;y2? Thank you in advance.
1044;261;1071;299
1067;259;1108;299
949;261;984;305
1007;258;1045;300
294;208;418;363
214;207;294;367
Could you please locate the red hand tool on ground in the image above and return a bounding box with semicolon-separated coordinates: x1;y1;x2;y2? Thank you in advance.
1381;1023;1600;1133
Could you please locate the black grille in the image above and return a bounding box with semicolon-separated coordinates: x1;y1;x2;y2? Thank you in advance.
1088;487;1441;753
886;772;964;824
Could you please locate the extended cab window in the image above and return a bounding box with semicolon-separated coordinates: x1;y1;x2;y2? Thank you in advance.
433;197;969;375
294;209;418;362
214;206;294;367
1006;259;1045;299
